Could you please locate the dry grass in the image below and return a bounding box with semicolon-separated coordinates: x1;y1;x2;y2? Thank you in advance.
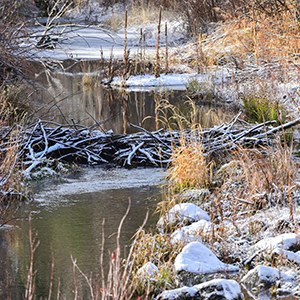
154;97;225;131
0;92;24;196
233;143;295;196
132;230;179;296
103;0;176;31
201;11;300;68
166;137;212;191
213;141;297;223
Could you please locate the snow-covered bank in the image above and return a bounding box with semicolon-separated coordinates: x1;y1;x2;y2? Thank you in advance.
25;2;186;61
109;72;230;91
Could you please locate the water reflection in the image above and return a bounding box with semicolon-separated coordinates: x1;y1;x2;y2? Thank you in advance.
29;60;236;134
0;183;161;299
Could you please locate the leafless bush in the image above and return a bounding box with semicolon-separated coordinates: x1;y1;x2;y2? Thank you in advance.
0;1;33;86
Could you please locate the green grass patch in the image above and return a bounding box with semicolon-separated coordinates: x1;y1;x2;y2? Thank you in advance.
242;95;286;124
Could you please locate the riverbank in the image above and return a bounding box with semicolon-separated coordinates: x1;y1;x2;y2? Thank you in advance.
1;0;300;299
132;136;300;299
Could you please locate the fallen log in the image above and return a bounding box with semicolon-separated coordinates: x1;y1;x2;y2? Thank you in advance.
1;116;299;176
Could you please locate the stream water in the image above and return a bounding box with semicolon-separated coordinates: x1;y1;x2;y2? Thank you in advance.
0;60;237;298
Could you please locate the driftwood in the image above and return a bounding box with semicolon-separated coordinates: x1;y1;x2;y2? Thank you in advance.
1;116;300;176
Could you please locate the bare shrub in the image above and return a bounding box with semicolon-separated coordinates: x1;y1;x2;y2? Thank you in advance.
0;1;32;86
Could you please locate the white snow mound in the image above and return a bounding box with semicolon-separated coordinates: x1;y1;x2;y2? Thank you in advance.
170;219;212;245
174;241;239;274
157;203;210;232
252;233;300;265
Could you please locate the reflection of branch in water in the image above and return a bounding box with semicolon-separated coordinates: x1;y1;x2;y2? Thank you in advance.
34;91;83;123
122;94;129;134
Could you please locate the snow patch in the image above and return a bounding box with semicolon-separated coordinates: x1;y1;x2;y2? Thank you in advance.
157;203;210;232
137;262;159;279
110;73;211;90
253;233;300;252
174;241;239;275
252;233;300;265
170;219;212;245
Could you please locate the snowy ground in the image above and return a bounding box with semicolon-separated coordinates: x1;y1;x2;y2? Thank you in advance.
25;2;186;61
26;24;156;60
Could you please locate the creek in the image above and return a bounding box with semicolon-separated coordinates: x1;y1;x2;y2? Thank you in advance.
0;59;237;298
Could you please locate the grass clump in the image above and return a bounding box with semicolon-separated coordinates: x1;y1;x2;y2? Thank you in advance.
167;137;212;191
132;230;179;296
214;141;297;220
242;94;286;124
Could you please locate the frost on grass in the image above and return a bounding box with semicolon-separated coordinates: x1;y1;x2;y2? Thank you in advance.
155;279;243;300
174;241;239;275
157;203;210;233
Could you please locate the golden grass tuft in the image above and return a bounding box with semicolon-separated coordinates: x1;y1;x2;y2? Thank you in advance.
166;136;212;191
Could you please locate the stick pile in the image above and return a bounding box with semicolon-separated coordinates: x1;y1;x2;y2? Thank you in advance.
2;116;300;176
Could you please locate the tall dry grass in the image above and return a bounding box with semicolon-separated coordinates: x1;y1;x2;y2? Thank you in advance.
0;89;27;228
201;8;299;68
166;137;212;191
213;141;297;223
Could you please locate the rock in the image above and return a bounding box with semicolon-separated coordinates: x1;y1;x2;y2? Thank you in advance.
253;233;300;252
155;279;243;300
157;203;210;233
137;262;159;279
171;220;212;245
155;286;198;300
252;233;300;265
241;265;295;290
179;189;210;203
174;241;239;275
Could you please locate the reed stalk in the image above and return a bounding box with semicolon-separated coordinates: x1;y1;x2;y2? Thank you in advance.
165;22;169;74
155;7;162;78
123;10;128;67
